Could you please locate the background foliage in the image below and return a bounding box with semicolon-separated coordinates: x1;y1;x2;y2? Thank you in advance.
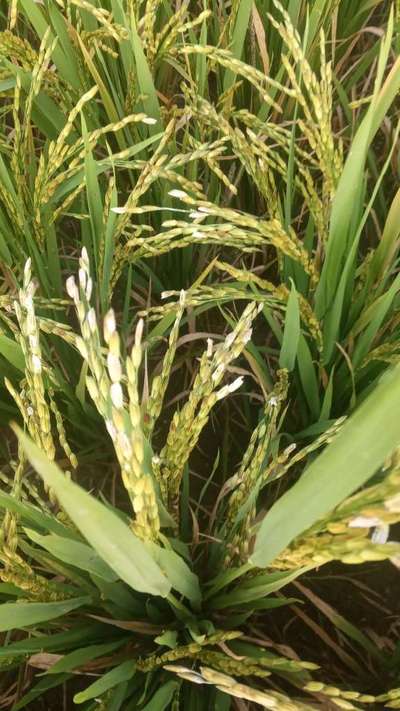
0;0;400;709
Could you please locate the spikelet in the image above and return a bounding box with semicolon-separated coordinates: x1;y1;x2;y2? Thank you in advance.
186;135;238;195
165;665;312;710
225;370;288;561
40;103;157;216
0;451;66;601
141;284;281;324
182;89;281;211
11;75;22;193
176;45;296;111
51;180;86;224
46;86;99;175
215;261;322;347
268;2;342;201
296;164;329;250
198;651;271;679
360;341;400;368
9;260;56;464
70;0;126;42
159;302;261;515
5;261;79;509
99;174;116;282
144;290;186;437
0;552;68;601
0;30;37;69
262;417;345;487
221;416;347;565
137;630;241;672
21;30;57;193
153;1;189;60
126;223;262;263
0;176;23;232
274;448;400;570
161;190;317;283
9;0;18;30
376;687;400;708
48;389;78;470
155;6;211;61
303;681;376;709
108;120;177;284
116;119;175;219
140;0;163;64
35;85;98;218
0;450;25;560
67;249;160;540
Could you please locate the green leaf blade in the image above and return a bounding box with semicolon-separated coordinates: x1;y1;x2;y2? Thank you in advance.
73;660;135;704
252;363;400;568
0;597;90;633
279;280;300;371
15;429;171;598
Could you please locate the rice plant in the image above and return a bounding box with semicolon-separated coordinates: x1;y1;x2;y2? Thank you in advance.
1;1;400;709
0;250;400;709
